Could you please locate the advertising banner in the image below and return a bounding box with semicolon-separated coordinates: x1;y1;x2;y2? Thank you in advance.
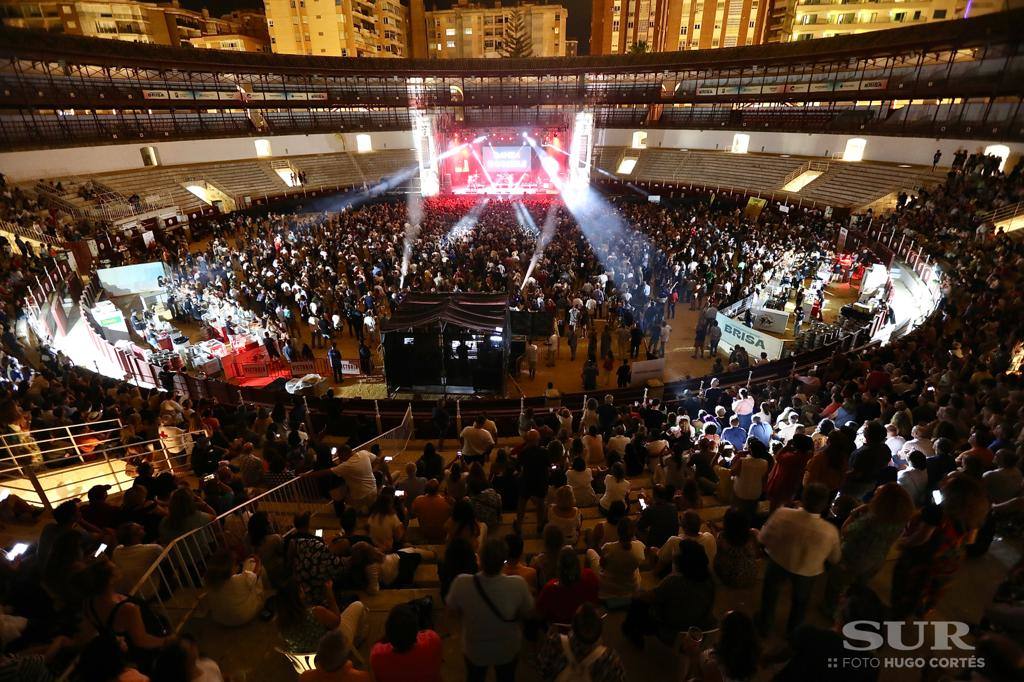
716;313;785;361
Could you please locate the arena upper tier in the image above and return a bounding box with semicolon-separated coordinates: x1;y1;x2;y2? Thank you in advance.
0;9;1022;148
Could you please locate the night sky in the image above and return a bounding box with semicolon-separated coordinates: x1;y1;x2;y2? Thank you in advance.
179;0;594;54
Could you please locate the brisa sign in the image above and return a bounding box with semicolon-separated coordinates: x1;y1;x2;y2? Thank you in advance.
715;312;785;361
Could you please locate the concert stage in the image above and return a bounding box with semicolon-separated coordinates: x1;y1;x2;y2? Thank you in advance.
441;127;568;196
451;181;560;196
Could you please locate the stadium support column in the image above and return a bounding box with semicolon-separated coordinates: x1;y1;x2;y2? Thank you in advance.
407;77;440;197
567;110;595;193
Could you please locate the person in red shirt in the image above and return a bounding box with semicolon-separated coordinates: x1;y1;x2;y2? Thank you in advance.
535;548;600;626
369;603;443;682
765;434;816;511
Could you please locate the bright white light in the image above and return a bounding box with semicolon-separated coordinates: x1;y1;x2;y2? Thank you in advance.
616;157;638;175
631;131;647;149
355;133;373;153
541;156;560;176
254;138;272;158
442;198;489;248
473;135;488;143
567;111;595;192
7;543;28;559
730;133;750;155
274;167;300;187
410;109;439;196
842;138;867;162
984;145;1010;172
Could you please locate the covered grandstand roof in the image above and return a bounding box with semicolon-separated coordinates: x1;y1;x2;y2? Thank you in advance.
1;9;1021;76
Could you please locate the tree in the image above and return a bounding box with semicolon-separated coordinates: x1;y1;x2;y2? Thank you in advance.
501;8;533;58
628;41;649;55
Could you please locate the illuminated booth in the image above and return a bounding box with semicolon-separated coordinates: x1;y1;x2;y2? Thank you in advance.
381;293;509;395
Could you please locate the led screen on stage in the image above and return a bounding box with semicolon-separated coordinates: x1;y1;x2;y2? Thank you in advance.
482;146;532;172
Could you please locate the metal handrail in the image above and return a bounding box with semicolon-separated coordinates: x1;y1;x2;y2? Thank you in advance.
0;218;63;246
124;406;415;633
0;425;205;509
979;200;1024;224
0;418;121;437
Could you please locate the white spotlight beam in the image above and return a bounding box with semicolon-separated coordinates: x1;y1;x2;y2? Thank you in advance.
522;201;559;288
468;146;495;188
523;135;565;192
441;197;490;248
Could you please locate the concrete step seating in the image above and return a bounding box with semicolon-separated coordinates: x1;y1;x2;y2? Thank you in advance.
269;432;755;600
199;162;286;199
288;152;365;189
351;149;416;184
632;149;691;182
591;146;626;174
92;150;417;214
178;436;758;637
98;167;207;212
800;162;942;207
674;151;806;194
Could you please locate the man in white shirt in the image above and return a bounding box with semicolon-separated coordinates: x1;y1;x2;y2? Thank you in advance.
111;522;163;597
658;321;671;356
755;483;840;636
606;426;631;458
656;510;717;572
328;445;378;512
460;416;495;464
897;450;930;507
896;425;934;463
447;539;533;681
884;424;907;466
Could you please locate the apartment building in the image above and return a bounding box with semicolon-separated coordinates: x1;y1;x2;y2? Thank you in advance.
591;0;767;54
425;2;567;58
264;0;415;57
190;33;268;52
765;0;1004;43
0;0;267;47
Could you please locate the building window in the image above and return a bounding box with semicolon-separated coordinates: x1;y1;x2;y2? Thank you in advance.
933;9;947;18
356;133;372;153
254;139;272;157
464;27;472;34
268;19;274;26
842;138;866;162
445;27;455;35
446;40;455;47
694;23;700;29
140;146;160;166
631;131;647;149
